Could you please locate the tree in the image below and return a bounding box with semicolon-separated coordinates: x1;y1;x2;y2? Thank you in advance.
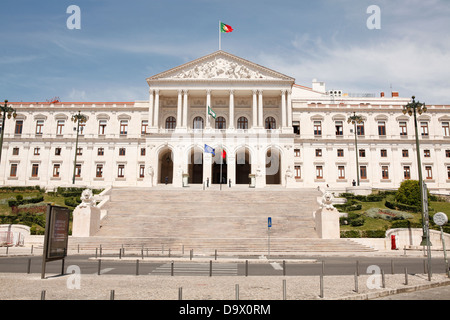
395;180;429;207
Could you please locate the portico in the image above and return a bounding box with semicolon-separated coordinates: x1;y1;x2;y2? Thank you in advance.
146;50;296;188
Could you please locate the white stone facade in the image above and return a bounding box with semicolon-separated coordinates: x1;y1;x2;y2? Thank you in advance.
1;51;449;194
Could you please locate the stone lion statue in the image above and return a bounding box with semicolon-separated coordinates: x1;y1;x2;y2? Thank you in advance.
321;191;335;210
78;189;95;208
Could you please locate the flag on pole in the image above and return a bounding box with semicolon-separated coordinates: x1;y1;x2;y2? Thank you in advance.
222;150;227;159
204;144;215;156
208;106;216;119
220;22;233;33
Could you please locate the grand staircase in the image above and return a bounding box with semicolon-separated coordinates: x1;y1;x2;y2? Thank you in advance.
68;186;375;253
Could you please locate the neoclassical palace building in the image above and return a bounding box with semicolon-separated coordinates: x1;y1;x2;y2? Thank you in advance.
2;51;450;194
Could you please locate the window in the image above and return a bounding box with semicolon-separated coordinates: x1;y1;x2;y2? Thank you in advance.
424;149;430;157
77;148;83;156
335;121;343;136
117;164;125;178
380;149;387;157
35;120;44;134
75;164;82;177
359;149;366;157
420;122;429;136
33;148;40;155
15;120;23;135
55;147;61;156
399;121;408;136
337;149;344;157
56;120;65;135
293;122;300;135
381;166;389;180
12;148;19;156
425;166;433;180
446;150;450;158
378;121;386;136
119;148;126;156
237;117;248;130
360;166;367;180
98;120;107;135
294;166;301;179
265;117;276;130
97;148;104;156
165;116;176;130
140;148;146;156
96;164;103;178
338;166;345;179
448;166;450;179
141;120;148;134
78;123;85;135
315;149;322;157
403;166;411;180
313;121;322;136
215;116;226;130
294;149;301;157
193;116;205;129
139;165;145;178
10;164;17;177
443;122;450;137
402;149;409;157
316;166;323;179
357;123;365;136
31;164;39;177
52;164;60;178
120;120;128;135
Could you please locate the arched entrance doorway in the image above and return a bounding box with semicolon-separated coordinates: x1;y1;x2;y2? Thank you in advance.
159;148;174;184
266;147;281;184
235;147;251;184
212;147;227;184
188;147;203;184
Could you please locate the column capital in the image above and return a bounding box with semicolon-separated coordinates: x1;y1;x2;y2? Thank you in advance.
183;89;189;95
229;89;235;95
206;89;212;94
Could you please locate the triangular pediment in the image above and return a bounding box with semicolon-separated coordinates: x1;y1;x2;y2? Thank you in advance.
147;51;294;82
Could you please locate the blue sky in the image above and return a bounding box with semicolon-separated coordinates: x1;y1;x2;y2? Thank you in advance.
1;0;449;104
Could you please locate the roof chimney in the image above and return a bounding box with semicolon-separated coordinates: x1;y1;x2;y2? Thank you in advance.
391;91;399;97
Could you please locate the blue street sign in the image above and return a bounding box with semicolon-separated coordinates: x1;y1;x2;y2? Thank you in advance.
268;217;272;228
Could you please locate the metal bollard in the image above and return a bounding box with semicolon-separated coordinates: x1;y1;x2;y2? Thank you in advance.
404;267;408;285
31;245;34;255
381;269;385;288
235;284;239;300
27;258;31;274
391;260;395;275
110;290;115;300
178;287;183;300
171;261;174;276
100;245;102;257
95;248;98;259
215;249;217;261
354;272;359;293
98;259;102;275
209;260;212;277
321;261;325;275
119;248;122;259
282;279;287;300
319;274;324;298
356;260;359;276
283;260;286;276
245;260;248;277
41;290;46;300
136;260;139;276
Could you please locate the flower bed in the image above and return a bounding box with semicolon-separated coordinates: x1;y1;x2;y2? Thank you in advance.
364;207;413;221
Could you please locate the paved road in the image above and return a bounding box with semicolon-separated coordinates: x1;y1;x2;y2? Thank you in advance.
1;254;448;277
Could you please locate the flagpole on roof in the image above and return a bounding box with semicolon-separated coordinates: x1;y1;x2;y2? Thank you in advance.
219;20;221;51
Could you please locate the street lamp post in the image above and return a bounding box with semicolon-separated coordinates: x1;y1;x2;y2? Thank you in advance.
71;111;87;184
348;112;364;186
0;100;17;165
402;96;432;279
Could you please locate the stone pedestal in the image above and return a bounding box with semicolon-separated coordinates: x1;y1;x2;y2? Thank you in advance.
314;207;341;239
72;206;101;237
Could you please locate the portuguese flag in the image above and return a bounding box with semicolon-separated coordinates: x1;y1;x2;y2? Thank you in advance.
220;22;233;33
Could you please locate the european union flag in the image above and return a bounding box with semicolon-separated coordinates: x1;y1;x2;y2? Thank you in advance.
204;144;215;156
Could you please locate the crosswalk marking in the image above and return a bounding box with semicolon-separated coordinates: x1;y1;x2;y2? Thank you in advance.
151;263;237;276
270;262;283;270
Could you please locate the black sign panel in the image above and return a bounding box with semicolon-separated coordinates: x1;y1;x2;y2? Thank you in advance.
43;205;70;261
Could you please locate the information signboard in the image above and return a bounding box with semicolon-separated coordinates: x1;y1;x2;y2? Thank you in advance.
41;205;70;279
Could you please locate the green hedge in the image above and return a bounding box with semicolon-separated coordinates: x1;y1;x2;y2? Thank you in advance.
8;195;44;207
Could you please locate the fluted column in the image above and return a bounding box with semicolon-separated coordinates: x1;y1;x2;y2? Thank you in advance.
148;89;154;128
182;90;188;128
252;90;257;128
229;89;235;129
153;89;160;128
287;89;292;128
177;90;183;128
281;89;286;128
258;90;263;127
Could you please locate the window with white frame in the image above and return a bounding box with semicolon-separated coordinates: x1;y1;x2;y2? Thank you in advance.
442;122;450;137
98;120;107;135
52;164;60;178
338;166;345;179
316;166;323;179
420;122;429;136
35;120;44;134
117;164;125;178
425;166;433;180
399;121;407;136
294;166;301;179
56;120;65;135
313;121;322;136
120;120;128;135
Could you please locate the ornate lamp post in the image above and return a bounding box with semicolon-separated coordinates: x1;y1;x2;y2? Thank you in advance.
402;96;432;278
0;100;17;164
71;111;87;184
347;112;364;186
